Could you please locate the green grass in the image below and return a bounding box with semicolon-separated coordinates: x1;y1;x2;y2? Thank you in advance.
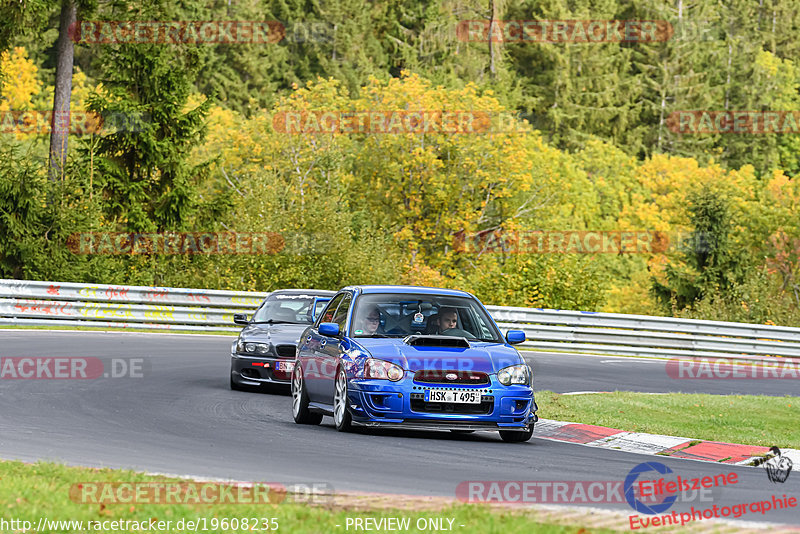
537;390;800;448
0;460;614;534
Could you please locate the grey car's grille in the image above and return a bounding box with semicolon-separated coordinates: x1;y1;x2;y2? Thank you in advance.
275;344;296;358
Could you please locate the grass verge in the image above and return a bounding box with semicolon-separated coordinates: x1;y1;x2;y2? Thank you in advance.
0;460;618;534
536;390;799;448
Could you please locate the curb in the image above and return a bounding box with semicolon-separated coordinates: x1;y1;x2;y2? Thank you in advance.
534;419;800;467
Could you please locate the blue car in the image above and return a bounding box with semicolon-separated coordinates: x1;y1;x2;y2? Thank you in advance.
291;285;537;442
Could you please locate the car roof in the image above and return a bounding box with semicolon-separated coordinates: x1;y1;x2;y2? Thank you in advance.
343;285;474;298
268;289;337;296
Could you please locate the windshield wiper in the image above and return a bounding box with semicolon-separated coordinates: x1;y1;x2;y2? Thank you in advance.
359;334;390;338
251;320;304;325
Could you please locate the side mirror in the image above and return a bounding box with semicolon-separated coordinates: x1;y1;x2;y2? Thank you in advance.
506;330;526;345
319;322;340;337
233;313;249;326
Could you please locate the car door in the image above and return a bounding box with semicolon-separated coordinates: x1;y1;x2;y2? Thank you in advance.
318;292;352;401
302;293;343;401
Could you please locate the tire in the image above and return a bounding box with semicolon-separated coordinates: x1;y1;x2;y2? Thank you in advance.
500;426;534;443
333;367;353;432
292;366;322;425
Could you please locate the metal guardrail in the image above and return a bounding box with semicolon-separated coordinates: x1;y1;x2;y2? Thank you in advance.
2;279;799;360
488;306;800;361
0;279;269;332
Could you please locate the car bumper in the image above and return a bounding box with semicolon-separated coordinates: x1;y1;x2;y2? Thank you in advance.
346;378;537;430
230;352;295;387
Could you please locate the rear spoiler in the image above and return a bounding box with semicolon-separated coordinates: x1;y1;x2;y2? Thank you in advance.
403;335;470;348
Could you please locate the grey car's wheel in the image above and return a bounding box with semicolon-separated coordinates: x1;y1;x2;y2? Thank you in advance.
500;425;534;443
333;367;353;432
292;366;322;425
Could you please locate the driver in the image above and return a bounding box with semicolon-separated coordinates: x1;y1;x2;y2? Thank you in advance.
435;307;458;333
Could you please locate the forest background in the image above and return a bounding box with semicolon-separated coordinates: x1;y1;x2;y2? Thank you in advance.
2;0;800;325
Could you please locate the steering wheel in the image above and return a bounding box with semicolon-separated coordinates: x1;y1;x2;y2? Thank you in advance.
441;328;477;340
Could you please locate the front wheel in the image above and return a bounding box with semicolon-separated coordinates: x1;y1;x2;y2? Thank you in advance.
292;366;322;425
500;426;534;443
333;367;353;432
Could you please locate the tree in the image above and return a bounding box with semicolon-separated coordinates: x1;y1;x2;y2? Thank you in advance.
87;41;210;232
652;185;749;311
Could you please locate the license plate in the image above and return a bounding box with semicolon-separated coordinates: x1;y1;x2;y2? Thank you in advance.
424;389;481;404
275;361;295;372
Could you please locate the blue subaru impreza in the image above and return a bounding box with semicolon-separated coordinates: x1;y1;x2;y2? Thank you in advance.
291;285;537;442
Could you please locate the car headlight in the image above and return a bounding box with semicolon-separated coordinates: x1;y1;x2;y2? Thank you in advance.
363;358;404;381
237;341;270;355
497;364;530;386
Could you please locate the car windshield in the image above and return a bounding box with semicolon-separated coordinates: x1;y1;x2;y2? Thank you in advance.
251;294;328;325
350;293;502;342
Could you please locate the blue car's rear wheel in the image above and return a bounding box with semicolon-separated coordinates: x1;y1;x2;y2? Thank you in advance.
499;426;534;443
333;367;352;432
292;366;322;425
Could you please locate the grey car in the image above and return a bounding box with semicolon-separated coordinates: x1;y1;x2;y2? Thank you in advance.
230;289;335;391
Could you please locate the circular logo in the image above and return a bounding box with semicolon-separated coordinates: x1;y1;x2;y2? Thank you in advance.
624;462;677;515
445;373;458;381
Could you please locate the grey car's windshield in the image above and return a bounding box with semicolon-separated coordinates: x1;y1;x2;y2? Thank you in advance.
350;293;502;342
251;294;328;325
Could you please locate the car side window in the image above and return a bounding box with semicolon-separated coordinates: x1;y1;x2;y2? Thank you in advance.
332;293;352;331
317;293;344;326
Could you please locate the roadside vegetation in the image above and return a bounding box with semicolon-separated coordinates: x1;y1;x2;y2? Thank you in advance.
1;0;800;326
0;460;615;534
537;390;800;448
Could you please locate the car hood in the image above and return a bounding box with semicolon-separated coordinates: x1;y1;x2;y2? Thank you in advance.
238;323;310;345
352;338;523;374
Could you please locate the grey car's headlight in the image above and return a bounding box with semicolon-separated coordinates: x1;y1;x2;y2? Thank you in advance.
497;364;531;386
237;341;270;355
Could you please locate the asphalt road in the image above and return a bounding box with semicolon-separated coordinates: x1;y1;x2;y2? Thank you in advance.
0;331;797;526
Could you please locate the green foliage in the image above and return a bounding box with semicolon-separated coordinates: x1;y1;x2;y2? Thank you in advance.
652;185;750;311
86;42;211;232
3;0;800;326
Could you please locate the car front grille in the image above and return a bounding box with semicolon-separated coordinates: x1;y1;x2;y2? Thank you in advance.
275;344;296;358
409;393;493;415
413;370;490;385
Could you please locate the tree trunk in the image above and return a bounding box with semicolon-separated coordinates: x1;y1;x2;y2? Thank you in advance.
48;0;76;181
489;0;498;78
